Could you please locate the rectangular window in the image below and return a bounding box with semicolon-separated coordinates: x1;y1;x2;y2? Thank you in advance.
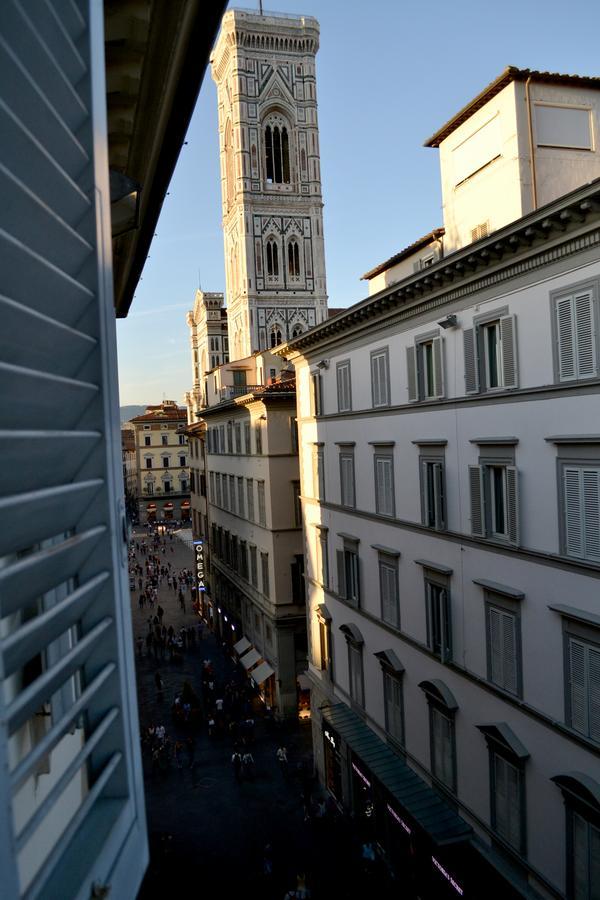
317;528;329;588
237;476;245;518
293;481;302;526
567;636;600;742
161;434;168;446
339;449;355;508
371;348;390;408
290;416;299;452
336;360;352;412
235;422;242;453
221;474;229;510
348;642;364;707
562;466;600;561
535;104;592;149
219;425;225;452
162;456;169;468
249;545;258;587
487;605;520;696
257;480;266;526
226;422;233;454
229;474;236;514
255;423;263;455
310;372;322;416
469;461;519;545
179;455;186;466
244;421;251;454
261;552;270;598
374;452;395;517
337;540;360;607
491;752;525;852
407;335;445;401
383;670;404;744
209;471;215;501
379;555;400;629
179;434;186;445
570;810;600;899
430;706;455;791
421;458;446;529
426;581;452;662
164;481;171;493
216;473;222;507
246;478;255;522
144;435;151;446
145;458;152;468
463;313;518;394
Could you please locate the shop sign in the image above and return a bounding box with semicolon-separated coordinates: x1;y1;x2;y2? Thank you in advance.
351;761;371;788
432;856;464;896
324;729;337;750
386;803;412;835
193;539;206;592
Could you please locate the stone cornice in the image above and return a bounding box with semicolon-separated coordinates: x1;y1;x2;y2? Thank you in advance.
277;179;600;359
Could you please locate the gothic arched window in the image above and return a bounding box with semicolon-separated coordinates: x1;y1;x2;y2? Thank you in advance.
288;240;300;278
264;115;290;185
266;239;279;279
291;324;303;339
270;325;283;347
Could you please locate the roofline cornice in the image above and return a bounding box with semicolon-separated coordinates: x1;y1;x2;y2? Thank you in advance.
276;179;600;359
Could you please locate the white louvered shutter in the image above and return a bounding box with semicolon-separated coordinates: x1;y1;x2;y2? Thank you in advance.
380;561;398;628
564;467;584;557
434;462;446;529
469;465;485;536
0;3;148;899
506;466;520;546
582;468;600;561
489;607;503;686
556;297;576;380
463;328;479;394
375;456;394;516
406;346;418;401
575;291;596;377
500;314;518;388
432;336;445;399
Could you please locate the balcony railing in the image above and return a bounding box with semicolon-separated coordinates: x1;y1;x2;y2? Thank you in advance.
218;384;262;401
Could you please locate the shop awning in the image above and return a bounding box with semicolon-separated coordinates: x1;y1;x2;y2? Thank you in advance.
146;503;157;510
251;661;274;685
181;500;191;508
164;502;174;509
322;704;472;846
233;636;251;656
241;648;261;670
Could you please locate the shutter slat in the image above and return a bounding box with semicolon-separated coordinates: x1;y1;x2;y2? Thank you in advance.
432;336;445;398
0;104;91;227
0;362;98;429
575;292;595;377
469;465;485;536
6;616;113;735
506;466;520;546
582;469;600;560
500;314;518;388
0;166;93;273
463;327;479;393
15;706;119;853
564;467;583;557
556;296;575;380
0;296;97;379
0;479;103;555
10;662;116;791
0;526;105;617
589;646;600;742
0;430;101;496
19;0;87;85
1;571;109;676
406;345;417;401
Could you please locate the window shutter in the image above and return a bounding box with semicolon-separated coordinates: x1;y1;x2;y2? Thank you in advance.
0;5;148;897
441;714;454;788
572;812;589;899
432;336;445;398
589;645;600;742
500;314;518;388
494;755;508;839
489;607;503;686
556;296;576;381
406;346;418;401
564;467;583;557
575;291;596;377
506;466;520;546
469;465;485;536
463;327;479;394
336;550;346;599
371;354;380;407
582;469;600;561
502;611;518;694
569;638;588;734
434;462;445;529
380;563;398;628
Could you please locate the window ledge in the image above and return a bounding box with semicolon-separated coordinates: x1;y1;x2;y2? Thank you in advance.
411;438;448;446
371;544;401;557
548;603;600;628
473;578;524;600
545;434;600;444
414;559;453;576
469;437;519;446
369;441;396;447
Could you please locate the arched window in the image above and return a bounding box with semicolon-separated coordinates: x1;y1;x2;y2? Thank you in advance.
270;326;283;347
288;240;300;278
291;324;303;338
266;239;279;279
264;114;290;184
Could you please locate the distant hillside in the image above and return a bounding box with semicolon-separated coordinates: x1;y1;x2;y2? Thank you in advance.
120;405;147;423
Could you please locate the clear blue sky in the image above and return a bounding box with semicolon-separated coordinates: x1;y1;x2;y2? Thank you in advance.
116;0;600;405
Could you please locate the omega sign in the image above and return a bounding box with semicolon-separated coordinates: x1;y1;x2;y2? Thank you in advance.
193;540;206;592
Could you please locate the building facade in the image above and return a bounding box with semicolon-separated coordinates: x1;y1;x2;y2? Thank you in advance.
186;289;228;416
210;9;328;360
131;401;191;524
280;69;600;900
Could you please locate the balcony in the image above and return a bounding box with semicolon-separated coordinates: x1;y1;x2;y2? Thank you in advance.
219;384;262;401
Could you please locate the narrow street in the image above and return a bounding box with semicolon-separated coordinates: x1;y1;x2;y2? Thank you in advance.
130;526;399;900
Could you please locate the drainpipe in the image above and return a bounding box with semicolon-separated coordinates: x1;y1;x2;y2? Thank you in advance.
525;76;538;211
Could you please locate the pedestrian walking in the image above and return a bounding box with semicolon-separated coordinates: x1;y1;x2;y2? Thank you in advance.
157;603;164;622
155;671;164;699
231;750;242;782
276;746;288;777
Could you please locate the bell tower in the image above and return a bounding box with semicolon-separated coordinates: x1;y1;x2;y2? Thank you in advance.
211;9;328;360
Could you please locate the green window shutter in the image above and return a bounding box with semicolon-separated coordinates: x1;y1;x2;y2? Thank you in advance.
506;466;520;546
564;467;584;557
463;327;479;394
469;465;485;536
574;291;596;377
500;314;518;388
432;336;445;398
406;345;418;401
569;638;588;735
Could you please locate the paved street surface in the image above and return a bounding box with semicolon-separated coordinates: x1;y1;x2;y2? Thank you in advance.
130;525;400;900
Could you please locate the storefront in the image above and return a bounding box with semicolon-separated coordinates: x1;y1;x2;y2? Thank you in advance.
163;501;174;520
250;660;275;707
321;703;526;899
146;502;157;522
181;499;191;521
